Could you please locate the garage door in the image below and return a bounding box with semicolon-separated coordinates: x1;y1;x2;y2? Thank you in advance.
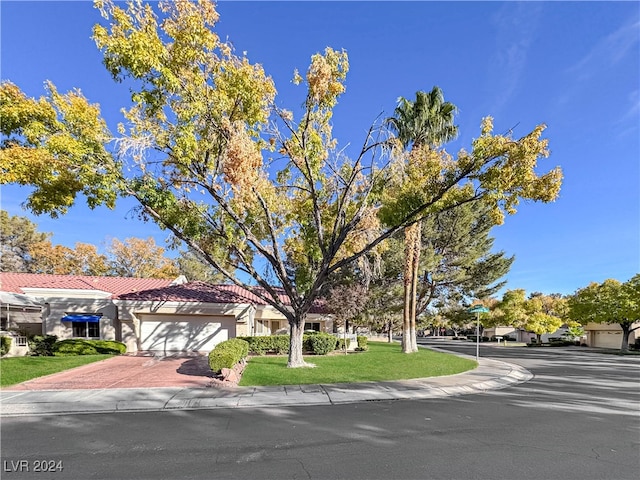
592;331;622;349
139;314;236;352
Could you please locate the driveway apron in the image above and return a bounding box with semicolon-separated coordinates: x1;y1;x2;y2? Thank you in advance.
3;354;215;390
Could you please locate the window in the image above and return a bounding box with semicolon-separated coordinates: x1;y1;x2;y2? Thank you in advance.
72;322;100;339
304;322;320;332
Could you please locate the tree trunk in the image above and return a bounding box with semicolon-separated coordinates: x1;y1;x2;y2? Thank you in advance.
402;225;417;353
288;318;309;368
409;221;421;352
620;322;632;353
387;319;393;343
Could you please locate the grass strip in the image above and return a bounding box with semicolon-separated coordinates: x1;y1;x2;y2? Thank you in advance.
0;355;112;387
239;342;476;386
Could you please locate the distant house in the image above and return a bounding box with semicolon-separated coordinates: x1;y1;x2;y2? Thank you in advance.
0;273;333;354
582;322;640;349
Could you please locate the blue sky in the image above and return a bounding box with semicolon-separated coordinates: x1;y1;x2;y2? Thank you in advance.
1;1;638;296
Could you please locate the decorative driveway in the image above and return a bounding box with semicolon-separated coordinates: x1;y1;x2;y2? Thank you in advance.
3;353;215;390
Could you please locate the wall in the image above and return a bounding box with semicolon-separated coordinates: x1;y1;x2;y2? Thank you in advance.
1;307;42;335
42;298;117;340
115;300;254;353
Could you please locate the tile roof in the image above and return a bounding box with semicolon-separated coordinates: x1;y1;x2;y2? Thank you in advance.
116;281;258;304
0;273;330;313
0;273;173;297
118;282;329;313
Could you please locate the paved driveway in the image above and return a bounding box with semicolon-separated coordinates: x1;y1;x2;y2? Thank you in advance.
3;353;216;390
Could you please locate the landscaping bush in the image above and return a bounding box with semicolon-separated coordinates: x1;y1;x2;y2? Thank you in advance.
28;335;58;356
208;350;240;374
52;339;126;356
0;336;11;356
356;336;368;351
306;332;337;355
208;338;249;373
271;335;290;354
239;336;269;355
302;334;313;352
336;337;351;351
93;340;127;354
240;334;349;356
240;335;289;355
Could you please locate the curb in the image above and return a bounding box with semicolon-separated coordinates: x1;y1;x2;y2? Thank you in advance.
0;356;532;417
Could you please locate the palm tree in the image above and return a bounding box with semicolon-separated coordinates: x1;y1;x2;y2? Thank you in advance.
386;86;459;353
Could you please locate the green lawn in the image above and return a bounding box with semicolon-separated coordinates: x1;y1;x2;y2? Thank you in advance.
0;355;112;387
239;341;477;386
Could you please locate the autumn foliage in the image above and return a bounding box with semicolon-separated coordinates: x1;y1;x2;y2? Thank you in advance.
0;0;563;367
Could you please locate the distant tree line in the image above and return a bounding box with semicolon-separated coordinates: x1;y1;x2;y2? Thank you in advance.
0;209;223;281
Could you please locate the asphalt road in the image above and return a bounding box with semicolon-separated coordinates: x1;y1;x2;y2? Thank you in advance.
1;344;638;480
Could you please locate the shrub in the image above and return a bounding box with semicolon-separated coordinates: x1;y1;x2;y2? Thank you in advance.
336;337;351;351
356;336;368;351
302;334;313;352
306;332;337;355
29;335;58;356
208;338;249;373
239;336;269;355
209;350;240;373
52;339;127;356
92;340;127;354
54;340;98;355
0;336;11;356
240;335;289;355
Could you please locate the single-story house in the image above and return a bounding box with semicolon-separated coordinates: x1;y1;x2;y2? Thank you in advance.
582;321;640;349
482;326;569;343
483;323;639;348
0;273;333;354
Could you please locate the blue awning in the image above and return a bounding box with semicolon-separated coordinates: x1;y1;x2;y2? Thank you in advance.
61;315;101;323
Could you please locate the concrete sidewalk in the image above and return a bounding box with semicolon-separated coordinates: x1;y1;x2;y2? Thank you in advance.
0;356;532;417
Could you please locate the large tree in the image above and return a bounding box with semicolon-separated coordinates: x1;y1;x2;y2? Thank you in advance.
29;240;109;276
364;201;513;337
107;237;179;279
0;0;562;367
416;202;513;316
386;87;459;353
175;248;226;283
567;275;640;352
0;210;50;272
492;289;565;343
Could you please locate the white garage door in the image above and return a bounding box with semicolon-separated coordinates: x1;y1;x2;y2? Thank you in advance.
592;331;622;349
140;314;236;352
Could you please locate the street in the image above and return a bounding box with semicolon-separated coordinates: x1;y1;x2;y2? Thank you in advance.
1;344;638;480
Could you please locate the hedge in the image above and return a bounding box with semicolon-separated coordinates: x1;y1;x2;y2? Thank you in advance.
208;338;249;373
29;335;58;356
0;336;11;356
240;334;346;356
53;339;127;356
356;336;368;351
336;337;351;351
307;332;337;355
239;335;289;355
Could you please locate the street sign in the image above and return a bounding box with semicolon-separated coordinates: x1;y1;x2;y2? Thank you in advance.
467;305;489;362
467;305;489;314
